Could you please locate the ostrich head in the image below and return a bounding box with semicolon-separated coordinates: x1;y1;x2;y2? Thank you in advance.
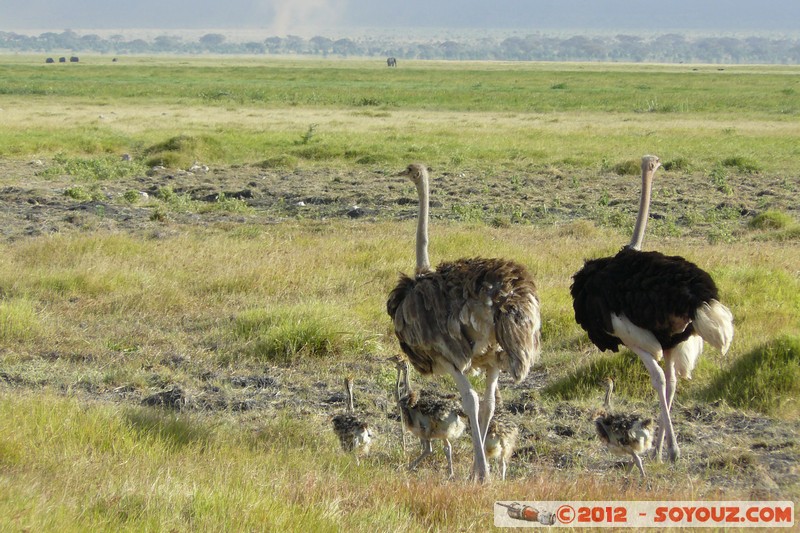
600;376;615;409
397;163;428;185
641;155;661;174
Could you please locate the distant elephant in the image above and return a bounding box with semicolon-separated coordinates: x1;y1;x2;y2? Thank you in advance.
59;57;66;63
45;57;54;63
70;56;79;62
387;57;397;67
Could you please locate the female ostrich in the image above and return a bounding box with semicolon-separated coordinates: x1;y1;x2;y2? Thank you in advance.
594;377;654;477
387;163;541;483
331;376;372;464
390;355;466;478
571;155;734;462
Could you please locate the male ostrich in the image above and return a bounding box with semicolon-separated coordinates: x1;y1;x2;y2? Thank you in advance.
390;355;466;478
331;376;373;464
594;377;654;477
570;155;734;462
387;163;541;483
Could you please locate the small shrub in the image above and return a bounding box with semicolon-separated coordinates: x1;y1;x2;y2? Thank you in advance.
123;190;142;203
611;159;640;176
749;210;794;230
450;203;485;223
202;192;252;214
662;157;691;172
64;186;94;201
354;97;381;106
144;135;221;169
550;82;567;90
298;124;318;145
721;156;761;173
257;155;299;170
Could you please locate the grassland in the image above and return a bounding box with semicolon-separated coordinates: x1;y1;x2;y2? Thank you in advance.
0;55;799;531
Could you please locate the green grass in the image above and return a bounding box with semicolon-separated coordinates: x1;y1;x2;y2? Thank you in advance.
232;304;379;363
702;335;800;416
1;57;799;173
0;298;40;342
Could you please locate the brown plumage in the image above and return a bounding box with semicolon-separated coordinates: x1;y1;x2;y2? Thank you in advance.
391;355;466;478
570;155;733;462
331;376;372;463
387;163;541;483
594;377;655;477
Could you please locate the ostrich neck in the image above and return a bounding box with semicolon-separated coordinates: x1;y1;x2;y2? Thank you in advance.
629;170;654;250
415;176;431;274
402;363;412;393
346;382;355;413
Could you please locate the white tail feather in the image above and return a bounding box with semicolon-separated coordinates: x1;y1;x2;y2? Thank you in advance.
670;335;704;379
611;313;663;360
694;300;734;355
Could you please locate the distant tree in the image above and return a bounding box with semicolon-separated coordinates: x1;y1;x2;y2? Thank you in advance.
333;38;358;56
284;35;307;54
265;36;283;53
200;33;226;48
310;36;333;55
154;35;182;52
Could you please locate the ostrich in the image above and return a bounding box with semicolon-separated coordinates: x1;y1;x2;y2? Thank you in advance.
331;376;372;464
390;355;466;478
482;391;519;481
387;163;541;483
594;377;655;477
570;155;734;462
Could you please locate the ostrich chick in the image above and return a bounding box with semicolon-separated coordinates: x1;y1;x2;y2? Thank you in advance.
331;376;373;464
594;377;654;477
391;355;466;479
483;410;519;481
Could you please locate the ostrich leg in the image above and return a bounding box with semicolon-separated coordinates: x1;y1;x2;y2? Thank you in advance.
447;366;490;483
631;347;680;462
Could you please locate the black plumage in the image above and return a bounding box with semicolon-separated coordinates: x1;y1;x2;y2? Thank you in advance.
571;247;720;352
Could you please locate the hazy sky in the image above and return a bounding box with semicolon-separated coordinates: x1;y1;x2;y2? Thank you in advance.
2;0;799;36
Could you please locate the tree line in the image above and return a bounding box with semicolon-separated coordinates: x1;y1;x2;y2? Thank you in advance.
2;29;800;64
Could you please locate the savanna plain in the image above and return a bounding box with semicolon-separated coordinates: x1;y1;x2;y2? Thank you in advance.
0;55;799;531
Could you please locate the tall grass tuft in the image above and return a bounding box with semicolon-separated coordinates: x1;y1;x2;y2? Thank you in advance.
232;304;377;362
542;351;653;401
749;210;795;230
0;298;39;342
721;155;762;173
701;335;800;417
